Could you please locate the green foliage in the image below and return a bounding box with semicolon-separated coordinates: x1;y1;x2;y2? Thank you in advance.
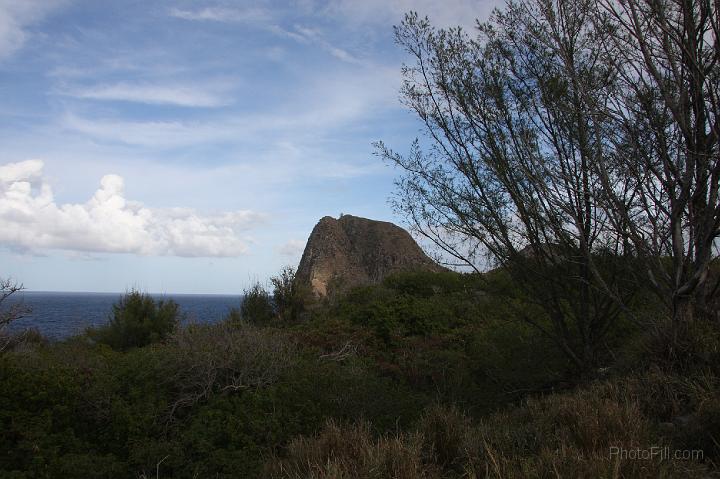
0;314;426;478
87;290;179;351
306;271;569;411
238;281;275;324
382;270;471;297
333;271;481;338
0;349;128;477
271;266;310;321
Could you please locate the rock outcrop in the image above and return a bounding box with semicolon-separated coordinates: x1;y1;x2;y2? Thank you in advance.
295;214;446;297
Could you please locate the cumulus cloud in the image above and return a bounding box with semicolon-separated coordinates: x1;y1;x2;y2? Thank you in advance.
0;160;263;257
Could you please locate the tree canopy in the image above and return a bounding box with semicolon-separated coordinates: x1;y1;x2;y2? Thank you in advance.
378;0;720;368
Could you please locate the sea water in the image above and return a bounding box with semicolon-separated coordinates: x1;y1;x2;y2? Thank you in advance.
4;291;242;340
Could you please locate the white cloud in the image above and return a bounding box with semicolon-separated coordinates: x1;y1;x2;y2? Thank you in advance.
59;64;400;149
0;0;67;60
169;1;501;32
0;160;263;257
0;159;44;183
282;25;363;64
170;6;362;64
278;239;306;257
61;114;234;147
169;6;272;24
63;82;233;107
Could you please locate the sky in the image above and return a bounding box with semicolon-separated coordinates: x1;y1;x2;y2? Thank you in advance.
0;0;502;294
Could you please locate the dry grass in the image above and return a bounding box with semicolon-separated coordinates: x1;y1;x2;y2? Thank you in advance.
266;377;717;478
264;420;432;479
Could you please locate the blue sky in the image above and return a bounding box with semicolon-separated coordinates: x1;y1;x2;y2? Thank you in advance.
0;0;501;294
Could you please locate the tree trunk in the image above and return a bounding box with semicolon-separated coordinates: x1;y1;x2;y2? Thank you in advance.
670;295;694;356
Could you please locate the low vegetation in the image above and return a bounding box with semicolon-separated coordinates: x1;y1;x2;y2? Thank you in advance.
86;290;180;351
1;269;719;477
265;377;717;478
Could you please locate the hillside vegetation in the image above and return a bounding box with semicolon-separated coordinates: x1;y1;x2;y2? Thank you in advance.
1;270;718;478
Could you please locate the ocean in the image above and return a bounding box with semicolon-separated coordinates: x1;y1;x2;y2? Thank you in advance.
5;291;242;340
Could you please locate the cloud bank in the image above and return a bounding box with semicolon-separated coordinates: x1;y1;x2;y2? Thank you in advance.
0;160;262;257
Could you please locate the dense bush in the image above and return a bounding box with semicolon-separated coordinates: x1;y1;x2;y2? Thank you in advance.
304;271;569;411
161;321;298;420
0;317;425;477
271;266;310;321
233;269;311;324
238;281;275;324
87;290;180;351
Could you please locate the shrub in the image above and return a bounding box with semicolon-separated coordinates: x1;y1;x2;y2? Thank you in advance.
88;290;179;351
0;327;46;355
382;270;470;297
271;266;310;321
161;321;298;421
238;281;275;324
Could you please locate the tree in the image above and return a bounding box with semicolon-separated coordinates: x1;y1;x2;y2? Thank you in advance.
238;280;275;324
0;278;30;353
377;1;637;373
596;0;720;340
88;290;180;350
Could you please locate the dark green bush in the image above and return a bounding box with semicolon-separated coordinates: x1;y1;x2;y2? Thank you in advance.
271;266;311;321
333;272;478;339
88;290;179;351
382;270;472;297
239;281;275;324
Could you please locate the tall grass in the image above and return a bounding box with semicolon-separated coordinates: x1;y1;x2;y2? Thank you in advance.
266;376;715;478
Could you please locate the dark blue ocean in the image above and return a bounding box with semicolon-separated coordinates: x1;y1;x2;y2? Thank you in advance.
6;291;242;340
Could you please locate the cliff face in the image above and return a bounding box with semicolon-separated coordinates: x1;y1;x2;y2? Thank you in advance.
295;215;446;297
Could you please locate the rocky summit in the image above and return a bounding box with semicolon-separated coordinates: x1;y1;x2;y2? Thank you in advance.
295;214;446;297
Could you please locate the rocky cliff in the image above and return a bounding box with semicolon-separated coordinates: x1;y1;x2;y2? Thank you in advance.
295;214;446;297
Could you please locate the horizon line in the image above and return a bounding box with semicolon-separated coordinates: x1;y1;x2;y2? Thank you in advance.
19;290;243;297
